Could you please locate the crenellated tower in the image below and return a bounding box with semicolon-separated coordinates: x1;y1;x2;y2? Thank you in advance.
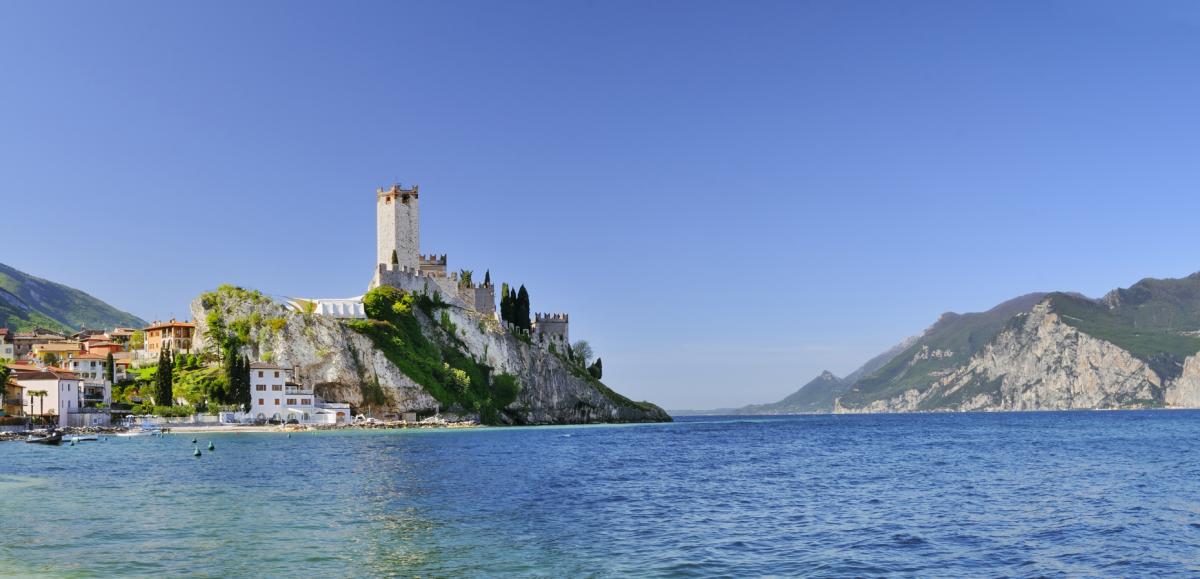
377;183;420;271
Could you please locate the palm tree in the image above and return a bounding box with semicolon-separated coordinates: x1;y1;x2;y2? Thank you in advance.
28;390;48;418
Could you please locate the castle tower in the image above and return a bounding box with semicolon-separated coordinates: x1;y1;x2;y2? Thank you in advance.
377;184;420;270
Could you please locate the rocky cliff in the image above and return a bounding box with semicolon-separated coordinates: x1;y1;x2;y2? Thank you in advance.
191;285;670;425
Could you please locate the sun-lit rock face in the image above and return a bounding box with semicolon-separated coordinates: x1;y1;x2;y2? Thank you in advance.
837;300;1167;413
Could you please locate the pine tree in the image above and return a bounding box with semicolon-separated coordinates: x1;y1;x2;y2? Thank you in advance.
516;285;531;331
588;357;603;380
105;352;115;384
484;270;491;286
391;249;399;266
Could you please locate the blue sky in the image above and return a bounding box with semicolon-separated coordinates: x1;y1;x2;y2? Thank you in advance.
3;1;1200;409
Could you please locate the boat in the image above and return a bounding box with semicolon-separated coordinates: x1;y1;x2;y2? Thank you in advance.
115;430;155;438
25;431;63;445
70;435;99;442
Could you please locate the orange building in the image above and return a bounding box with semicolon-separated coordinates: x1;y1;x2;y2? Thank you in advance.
143;319;196;355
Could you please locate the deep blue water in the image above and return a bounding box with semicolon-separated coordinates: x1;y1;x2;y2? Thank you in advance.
2;412;1200;577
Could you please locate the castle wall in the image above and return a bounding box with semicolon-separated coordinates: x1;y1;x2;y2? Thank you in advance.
377;186;419;270
534;313;569;344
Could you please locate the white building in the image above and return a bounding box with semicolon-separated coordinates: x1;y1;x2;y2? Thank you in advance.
288;297;366;319
15;369;83;428
248;362;350;424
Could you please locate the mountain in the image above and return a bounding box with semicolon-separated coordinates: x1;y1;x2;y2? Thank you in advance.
0;262;146;332
733;336;917;415
743;271;1200;414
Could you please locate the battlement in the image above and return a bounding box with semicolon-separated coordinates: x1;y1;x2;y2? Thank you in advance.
419;254;447;265
535;313;570;322
377;183;419;201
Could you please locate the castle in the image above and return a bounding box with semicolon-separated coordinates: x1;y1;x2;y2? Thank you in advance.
367;183;569;345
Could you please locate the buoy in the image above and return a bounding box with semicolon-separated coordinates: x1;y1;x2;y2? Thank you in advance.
70;440;75;446
193;447;202;457
191;437;197;444
287;434;292;438
207;441;215;451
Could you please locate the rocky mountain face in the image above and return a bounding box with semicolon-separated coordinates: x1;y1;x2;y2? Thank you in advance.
749;272;1200;414
191;286;669;425
0;262;146;332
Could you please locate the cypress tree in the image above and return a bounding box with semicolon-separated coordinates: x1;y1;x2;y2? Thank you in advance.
238;354;252;410
500;283;511;324
105;352;115;384
588;357;603;380
484;270;491;287
516;285;531;331
155;347;174;406
391;249;399;266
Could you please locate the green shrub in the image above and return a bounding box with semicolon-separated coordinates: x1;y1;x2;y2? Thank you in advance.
347;286;519;424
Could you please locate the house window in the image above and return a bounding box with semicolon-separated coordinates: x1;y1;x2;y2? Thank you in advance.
274;371;279;378
287;399;296;405
258;399;264;406
273;399;280;405
301;399;310;405
258;371;263;378
256;385;266;391
272;384;282;391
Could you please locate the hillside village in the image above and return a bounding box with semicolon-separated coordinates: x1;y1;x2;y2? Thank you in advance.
0;182;640;432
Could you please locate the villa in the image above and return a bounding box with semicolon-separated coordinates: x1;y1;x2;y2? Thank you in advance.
248;362;349;424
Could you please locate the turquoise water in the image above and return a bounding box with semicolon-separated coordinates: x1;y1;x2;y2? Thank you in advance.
3;412;1200;577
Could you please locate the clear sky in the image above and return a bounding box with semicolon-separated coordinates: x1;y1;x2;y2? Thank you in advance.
3;1;1200;410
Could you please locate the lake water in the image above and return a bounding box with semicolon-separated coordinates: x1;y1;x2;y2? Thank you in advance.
2;412;1200;577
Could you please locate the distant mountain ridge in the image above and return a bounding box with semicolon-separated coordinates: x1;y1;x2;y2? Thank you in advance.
738;271;1200;414
0;262;146;332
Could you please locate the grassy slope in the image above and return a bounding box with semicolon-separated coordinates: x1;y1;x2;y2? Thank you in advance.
1050;290;1200;380
0;262;146;331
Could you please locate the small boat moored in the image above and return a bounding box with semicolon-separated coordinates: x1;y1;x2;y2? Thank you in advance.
25;431;64;446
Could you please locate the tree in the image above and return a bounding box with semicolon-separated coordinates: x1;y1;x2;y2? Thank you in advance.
130;330;145;351
29;390;48;417
588;357;603;380
500;283;512;324
515;285;531;331
483;270;491;287
155;347;174;406
105;353;115;384
572;340;593;366
391;249;399;266
0;362;8;411
238;354;251;410
458;269;473;288
43;353;60;367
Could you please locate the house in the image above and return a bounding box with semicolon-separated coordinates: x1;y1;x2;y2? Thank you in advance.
3;378;23;417
62;352;125;383
143;319;195;355
86;341;125;356
31;341;84;364
11;328;66;358
248;362;289;422
14;368;83;427
108;327;137;345
0;329;13;361
247;362;349;424
71;328;106;342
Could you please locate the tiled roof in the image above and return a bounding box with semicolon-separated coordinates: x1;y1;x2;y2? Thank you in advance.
249;361;281;369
